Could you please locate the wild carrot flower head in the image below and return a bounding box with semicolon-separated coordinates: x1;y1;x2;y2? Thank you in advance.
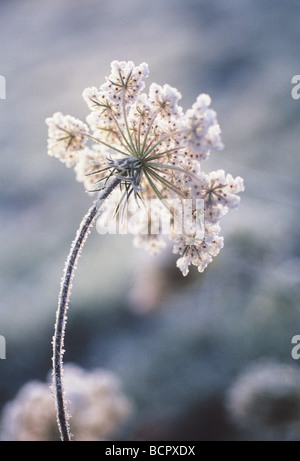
46;60;244;275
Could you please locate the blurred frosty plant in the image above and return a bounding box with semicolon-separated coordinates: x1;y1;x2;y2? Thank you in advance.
226;360;300;439
1;364;133;441
46;60;244;441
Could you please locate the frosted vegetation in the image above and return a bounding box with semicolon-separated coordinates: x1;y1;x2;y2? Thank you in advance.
0;0;299;441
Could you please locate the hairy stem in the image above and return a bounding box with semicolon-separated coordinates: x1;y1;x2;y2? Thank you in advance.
52;177;120;441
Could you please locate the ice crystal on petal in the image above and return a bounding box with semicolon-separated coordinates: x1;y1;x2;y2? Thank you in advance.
181;94;224;160
102;60;149;105
149;83;182;119
46;112;89;167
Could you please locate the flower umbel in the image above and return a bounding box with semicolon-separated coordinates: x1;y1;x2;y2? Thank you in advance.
46;60;244;276
45;112;89;167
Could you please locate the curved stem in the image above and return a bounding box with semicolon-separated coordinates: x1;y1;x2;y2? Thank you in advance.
52;177;120;441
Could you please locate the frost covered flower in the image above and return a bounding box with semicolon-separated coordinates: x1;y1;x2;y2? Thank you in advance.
180;93;223;161
173;223;224;276
46;112;89;167
148;83;182;118
1;364;133;441
226;360;300;433
102;60;149;105
74;145;108;191
46;60;244;276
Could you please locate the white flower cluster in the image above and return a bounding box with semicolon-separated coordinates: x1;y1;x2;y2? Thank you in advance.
0;364;133;441
226;360;300;432
46;112;89;167
46;60;244;276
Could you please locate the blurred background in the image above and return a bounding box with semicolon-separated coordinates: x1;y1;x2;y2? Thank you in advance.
0;0;300;441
